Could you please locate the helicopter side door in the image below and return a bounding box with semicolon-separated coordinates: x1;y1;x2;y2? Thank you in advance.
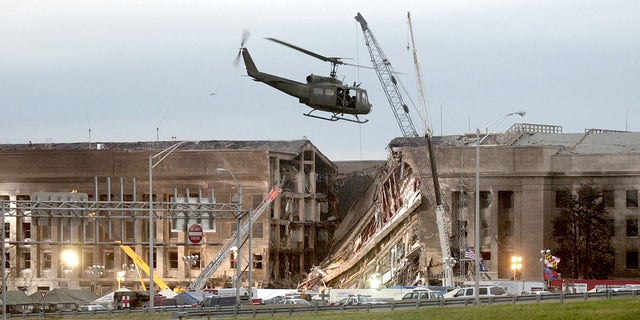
308;86;336;109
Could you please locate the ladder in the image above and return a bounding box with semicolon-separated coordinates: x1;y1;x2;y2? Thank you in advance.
188;186;282;290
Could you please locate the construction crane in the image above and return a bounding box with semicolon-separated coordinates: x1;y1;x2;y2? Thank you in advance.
118;244;171;291
355;12;455;287
189;186;282;290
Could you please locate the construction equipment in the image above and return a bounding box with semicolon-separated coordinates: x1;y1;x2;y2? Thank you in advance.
188;186;282;290
118;244;171;291
355;12;455;287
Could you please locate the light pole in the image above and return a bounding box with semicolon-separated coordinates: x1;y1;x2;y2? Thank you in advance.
149;140;197;311
116;271;126;288
217;167;244;305
88;265;105;294
183;254;199;285
474;111;525;304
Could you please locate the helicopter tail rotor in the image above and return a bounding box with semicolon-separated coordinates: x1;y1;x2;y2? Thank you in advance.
233;29;251;67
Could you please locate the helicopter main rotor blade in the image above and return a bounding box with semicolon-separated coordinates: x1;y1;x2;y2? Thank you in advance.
266;37;344;66
234;29;251;67
342;61;375;71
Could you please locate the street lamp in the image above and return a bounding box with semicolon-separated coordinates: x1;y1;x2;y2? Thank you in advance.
149;140;198;311
88;265;105;294
511;256;522;280
183;254;199;284
116;271;126;288
217;167;244;305
511;256;523;295
474;111;526;305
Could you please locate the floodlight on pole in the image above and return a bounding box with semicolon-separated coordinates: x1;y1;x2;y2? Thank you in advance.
148;140;198;312
474;111;525;305
217;167;244;305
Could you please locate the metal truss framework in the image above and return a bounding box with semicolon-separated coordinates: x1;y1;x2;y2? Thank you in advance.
0;199;244;246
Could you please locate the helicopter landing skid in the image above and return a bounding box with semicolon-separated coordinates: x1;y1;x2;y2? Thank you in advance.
303;110;368;124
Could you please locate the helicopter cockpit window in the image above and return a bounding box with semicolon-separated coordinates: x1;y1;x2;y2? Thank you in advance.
360;91;368;104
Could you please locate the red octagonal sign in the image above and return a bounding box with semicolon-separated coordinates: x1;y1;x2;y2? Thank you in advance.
188;223;203;245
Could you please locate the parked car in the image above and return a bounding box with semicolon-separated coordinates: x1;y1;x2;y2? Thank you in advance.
443;286;508;299
78;304;108;312
280;298;311;306
333;295;388;306
401;289;444;300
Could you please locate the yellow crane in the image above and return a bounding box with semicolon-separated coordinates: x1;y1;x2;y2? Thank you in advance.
118;244;170;291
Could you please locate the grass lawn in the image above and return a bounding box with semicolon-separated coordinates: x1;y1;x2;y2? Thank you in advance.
263;298;640;320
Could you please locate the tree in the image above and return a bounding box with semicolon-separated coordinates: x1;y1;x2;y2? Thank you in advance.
552;180;614;279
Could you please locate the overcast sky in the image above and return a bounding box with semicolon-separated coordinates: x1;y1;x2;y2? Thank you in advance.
2;1;638;160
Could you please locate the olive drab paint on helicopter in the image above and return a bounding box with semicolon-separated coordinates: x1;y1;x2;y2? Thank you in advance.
237;35;372;123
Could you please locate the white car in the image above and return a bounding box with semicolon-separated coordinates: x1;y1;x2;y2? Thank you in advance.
444;286;508;299
402;289;444;300
78;304;108;312
280;298;311;306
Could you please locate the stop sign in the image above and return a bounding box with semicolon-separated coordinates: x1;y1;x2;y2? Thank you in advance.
187;224;203;244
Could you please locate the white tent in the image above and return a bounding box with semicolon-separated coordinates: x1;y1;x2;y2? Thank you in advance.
92;287;132;308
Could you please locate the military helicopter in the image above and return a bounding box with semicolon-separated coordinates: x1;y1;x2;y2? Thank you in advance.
234;31;372;123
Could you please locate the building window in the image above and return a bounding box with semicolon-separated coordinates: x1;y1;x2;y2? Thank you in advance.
480;191;491;209
40;226;51;241
481;251;491;261
105;250;114;269
481;219;490;237
626;251;639;269
603;190;615;208
22;252;30;269
5;253;10;268
556;190;572;208
503;220;512;237
169;251;178;269
253;254;263;270
627;190;638;208
253;222;263;239
253;194;264;209
498;191;513;209
4;222;9;238
43;252;52;269
627;219;639;237
83;251;93;268
125;221;134;241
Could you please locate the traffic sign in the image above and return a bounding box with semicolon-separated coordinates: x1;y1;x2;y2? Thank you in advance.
188;223;204;244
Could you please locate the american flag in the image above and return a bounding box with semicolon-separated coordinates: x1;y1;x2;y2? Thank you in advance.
464;247;476;260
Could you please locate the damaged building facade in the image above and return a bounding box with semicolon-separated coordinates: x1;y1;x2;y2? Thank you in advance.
0;140;337;294
322;124;640;288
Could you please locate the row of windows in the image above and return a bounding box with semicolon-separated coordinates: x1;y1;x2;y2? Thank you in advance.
11;249;265;272
556;190;639;208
